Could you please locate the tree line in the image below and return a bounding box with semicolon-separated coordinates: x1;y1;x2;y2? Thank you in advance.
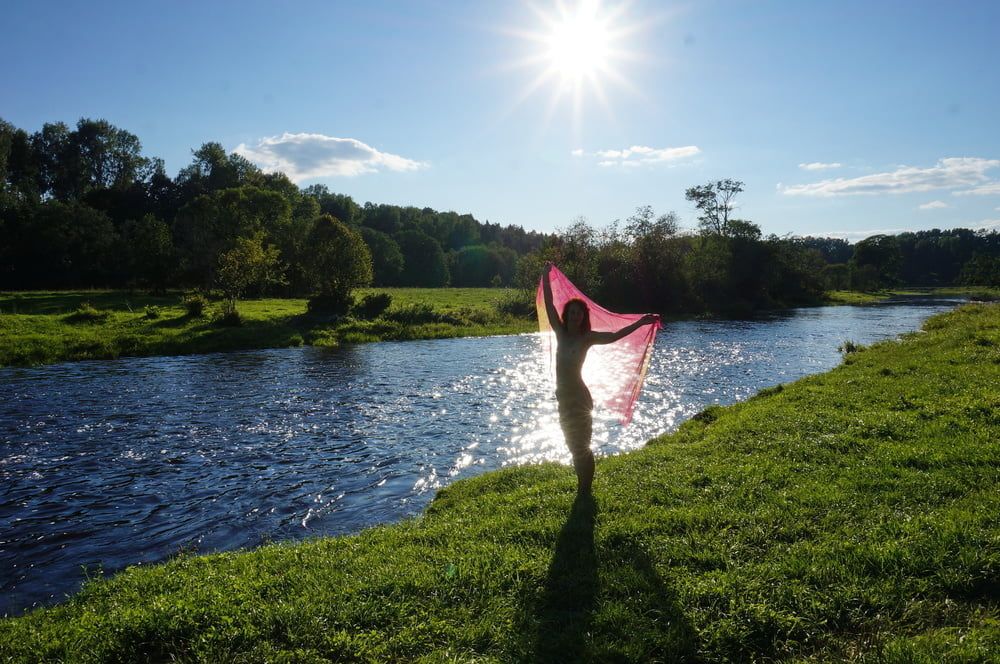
2;118;998;317
0;117;547;309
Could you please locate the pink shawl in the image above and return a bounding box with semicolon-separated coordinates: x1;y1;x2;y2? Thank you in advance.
536;265;661;425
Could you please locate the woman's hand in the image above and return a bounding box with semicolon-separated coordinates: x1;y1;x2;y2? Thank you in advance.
639;313;659;325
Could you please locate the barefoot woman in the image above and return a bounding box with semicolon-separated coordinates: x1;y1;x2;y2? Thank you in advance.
541;263;658;493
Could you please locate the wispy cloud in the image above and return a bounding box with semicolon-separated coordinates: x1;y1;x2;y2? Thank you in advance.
918;200;948;210
818;227;918;243
782;157;1000;197
235;133;427;181
818;219;1000;242
574;144;700;167
798;162;842;171
954;182;1000;196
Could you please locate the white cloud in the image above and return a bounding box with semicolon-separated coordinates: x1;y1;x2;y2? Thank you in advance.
571;148;584;157
918;200;948;210
799;162;842;171
969;218;1000;231
781;157;1000;197
819;227;916;243
235;133;426;181
579;144;700;167
954;182;1000;196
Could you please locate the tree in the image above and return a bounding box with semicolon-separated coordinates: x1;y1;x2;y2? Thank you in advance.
305;214;372;308
173;186;291;287
217;232;285;311
685;179;745;237
122;214;174;291
395;229;449;287
360;227;404;286
851;234;902;289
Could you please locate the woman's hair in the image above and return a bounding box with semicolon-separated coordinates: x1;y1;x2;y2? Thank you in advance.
561;298;591;334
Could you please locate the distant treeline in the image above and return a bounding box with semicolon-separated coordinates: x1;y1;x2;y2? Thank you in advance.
0;117;546;299
1;118;998;315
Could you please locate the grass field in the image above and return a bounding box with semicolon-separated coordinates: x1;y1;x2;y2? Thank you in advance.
1;302;997;661
0;289;536;367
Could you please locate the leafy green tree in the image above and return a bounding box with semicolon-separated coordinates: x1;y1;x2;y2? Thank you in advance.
305;214;372;303
449;244;516;287
173;186;291;287
122;214;175;292
21;201;117;287
217;232;285;311
959;253;1000;287
360;227;404;286
850;234;902;288
685;179;745;237
395;229;449;286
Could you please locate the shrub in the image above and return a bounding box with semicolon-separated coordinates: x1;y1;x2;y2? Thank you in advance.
307;291;354;317
143;305;160;320
384;303;452;325
214;304;242;327
493;289;536;319
352;293;393;320
182;293;209;318
66;301;108;323
838;339;865;354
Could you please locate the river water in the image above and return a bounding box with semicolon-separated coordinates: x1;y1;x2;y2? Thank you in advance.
0;298;962;615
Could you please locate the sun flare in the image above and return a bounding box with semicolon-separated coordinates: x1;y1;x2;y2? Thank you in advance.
506;1;642;129
546;6;612;82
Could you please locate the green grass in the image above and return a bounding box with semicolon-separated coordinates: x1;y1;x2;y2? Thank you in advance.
2;303;998;662
824;290;892;305
0;289;535;367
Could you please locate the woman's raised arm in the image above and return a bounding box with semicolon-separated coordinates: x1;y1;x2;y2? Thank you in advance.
541;262;563;339
589;314;659;346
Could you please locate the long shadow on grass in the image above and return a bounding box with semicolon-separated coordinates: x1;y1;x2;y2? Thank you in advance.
528;493;699;662
530;492;599;663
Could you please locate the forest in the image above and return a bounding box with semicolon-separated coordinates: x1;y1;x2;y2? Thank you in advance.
2;117;998;316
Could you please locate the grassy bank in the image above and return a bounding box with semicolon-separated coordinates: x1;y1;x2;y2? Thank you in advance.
2;303;998;661
824;287;1000;306
0;289;535;367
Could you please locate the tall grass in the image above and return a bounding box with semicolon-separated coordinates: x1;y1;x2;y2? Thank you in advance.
1;303;997;661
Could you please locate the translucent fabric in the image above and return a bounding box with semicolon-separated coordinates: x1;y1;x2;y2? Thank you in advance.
536;265;661;426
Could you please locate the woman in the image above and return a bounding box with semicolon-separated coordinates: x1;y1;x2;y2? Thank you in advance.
542;263;658;493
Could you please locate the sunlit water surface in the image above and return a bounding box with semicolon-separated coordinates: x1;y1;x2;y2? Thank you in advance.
0;298;962;614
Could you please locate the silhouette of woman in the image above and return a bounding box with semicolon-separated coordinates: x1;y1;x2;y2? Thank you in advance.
541;262;658;493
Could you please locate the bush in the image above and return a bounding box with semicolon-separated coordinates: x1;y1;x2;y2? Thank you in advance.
66;301;108;323
352;293;393;320
182;293;209;318
143;305;160;320
838;339;865;354
493;289;536;319
384;303;451;325
307;291;354;317
214;303;242;327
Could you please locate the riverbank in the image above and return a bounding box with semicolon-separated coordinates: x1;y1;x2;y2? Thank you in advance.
2;303;997;661
4;287;996;368
0;289;535;367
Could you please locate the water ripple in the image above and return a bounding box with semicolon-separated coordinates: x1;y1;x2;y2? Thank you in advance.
0;298;960;615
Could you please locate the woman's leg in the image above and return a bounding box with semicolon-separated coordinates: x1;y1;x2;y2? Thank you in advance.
561;409;594;493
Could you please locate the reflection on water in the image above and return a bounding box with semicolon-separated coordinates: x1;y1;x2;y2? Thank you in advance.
0;298;961;614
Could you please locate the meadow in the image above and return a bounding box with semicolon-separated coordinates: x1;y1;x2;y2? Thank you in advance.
0;289;536;367
1;302;997;661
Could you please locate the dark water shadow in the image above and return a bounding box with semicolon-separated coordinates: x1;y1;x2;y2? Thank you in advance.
526;494;699;663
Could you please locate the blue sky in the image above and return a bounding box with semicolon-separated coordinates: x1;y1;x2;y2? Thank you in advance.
4;0;1000;240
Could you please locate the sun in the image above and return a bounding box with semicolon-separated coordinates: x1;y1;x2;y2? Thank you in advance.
505;1;642;129
546;5;612;83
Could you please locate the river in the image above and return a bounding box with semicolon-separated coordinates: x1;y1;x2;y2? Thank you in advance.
0;297;963;615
